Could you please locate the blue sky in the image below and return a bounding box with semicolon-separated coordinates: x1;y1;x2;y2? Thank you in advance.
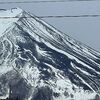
0;0;100;51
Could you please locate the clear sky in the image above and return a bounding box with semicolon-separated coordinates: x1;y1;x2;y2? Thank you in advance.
0;0;100;52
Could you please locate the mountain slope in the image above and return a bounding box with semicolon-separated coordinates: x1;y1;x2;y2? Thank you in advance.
0;8;100;100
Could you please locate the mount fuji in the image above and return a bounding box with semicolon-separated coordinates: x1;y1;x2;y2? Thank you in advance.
0;8;100;100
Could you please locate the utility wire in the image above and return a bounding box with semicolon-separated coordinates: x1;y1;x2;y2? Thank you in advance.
0;0;98;4
39;15;100;18
0;15;100;18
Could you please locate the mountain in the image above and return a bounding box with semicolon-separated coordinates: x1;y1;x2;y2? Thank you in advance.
0;8;100;100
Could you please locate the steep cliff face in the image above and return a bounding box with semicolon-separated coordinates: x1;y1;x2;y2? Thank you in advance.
0;8;100;100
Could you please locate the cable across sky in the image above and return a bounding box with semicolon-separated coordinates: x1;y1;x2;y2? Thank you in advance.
0;14;100;18
0;0;99;4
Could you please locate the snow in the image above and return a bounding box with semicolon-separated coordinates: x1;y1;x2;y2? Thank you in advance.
0;8;22;17
0;65;12;75
0;88;10;99
44;41;90;68
21;63;40;86
0;8;22;36
44;64;97;100
0;8;100;100
36;44;47;55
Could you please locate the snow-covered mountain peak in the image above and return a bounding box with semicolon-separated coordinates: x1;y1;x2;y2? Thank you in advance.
0;8;100;100
0;8;23;36
0;8;23;17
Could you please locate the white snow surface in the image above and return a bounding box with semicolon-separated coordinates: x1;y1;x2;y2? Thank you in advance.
0;8;100;100
0;8;22;36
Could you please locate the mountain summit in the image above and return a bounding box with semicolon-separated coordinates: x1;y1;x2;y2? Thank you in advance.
0;8;100;100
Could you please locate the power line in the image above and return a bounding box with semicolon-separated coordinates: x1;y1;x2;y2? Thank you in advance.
0;0;98;4
39;15;100;18
0;14;100;19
